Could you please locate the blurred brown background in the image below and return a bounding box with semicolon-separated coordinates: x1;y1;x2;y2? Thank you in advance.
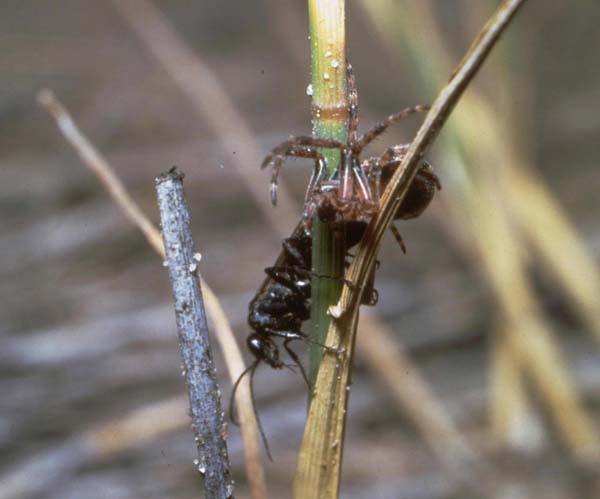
2;1;600;498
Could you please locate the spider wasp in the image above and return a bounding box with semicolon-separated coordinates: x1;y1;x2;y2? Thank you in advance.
230;62;440;457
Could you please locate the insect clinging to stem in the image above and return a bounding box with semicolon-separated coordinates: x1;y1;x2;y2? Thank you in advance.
230;61;441;458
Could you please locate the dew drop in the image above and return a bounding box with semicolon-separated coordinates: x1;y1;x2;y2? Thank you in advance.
226;483;235;498
189;262;198;272
331;59;339;68
162;260;169;267
306;83;313;96
323;72;330;81
193;252;202;262
325;50;332;58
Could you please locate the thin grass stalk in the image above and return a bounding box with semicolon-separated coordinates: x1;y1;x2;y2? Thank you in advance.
295;1;528;497
307;0;348;383
490;322;539;450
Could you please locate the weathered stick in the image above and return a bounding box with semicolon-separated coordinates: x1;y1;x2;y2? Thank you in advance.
155;168;233;499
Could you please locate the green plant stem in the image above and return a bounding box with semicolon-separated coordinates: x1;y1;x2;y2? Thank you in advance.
307;0;348;384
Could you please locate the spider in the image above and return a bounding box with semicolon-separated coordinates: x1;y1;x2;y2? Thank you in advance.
261;62;439;237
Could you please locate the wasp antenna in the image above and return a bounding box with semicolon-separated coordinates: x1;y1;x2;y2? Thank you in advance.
248;364;273;461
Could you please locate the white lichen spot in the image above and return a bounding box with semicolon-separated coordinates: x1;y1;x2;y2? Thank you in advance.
323;72;330;81
331;59;339;68
226;483;235;498
306;83;313;96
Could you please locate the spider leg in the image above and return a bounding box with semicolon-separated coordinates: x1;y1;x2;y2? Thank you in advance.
305;156;327;203
347;62;359;144
261;135;347;169
361;157;383;200
352;161;376;208
339;148;354;203
389;223;407;254
379;144;410;164
264;145;324;205
355;105;429;153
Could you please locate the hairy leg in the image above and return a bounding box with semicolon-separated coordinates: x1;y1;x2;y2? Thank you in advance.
263;145;324;205
347;62;359;144
355;105;429;153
